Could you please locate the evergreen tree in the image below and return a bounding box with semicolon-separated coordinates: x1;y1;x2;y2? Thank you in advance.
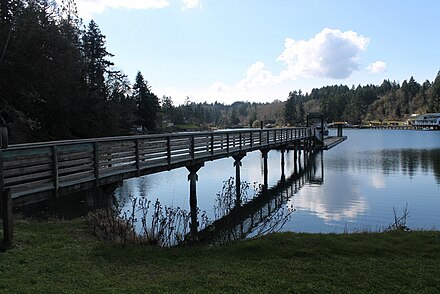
429;70;440;112
133;71;160;132
78;19;118;136
82;20;113;98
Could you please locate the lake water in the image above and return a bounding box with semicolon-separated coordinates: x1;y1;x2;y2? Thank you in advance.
114;129;440;237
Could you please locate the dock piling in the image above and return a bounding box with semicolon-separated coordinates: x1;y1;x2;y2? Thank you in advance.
187;164;204;239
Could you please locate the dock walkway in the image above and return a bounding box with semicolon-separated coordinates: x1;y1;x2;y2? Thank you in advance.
321;136;347;150
1;127;314;206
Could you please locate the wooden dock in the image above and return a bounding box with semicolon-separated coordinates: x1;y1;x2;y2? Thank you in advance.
320;136;347;150
0;126;348;249
0;127;314;206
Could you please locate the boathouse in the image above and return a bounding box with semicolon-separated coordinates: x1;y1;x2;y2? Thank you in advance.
411;113;440;130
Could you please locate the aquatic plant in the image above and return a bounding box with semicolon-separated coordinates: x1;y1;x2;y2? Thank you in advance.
385;203;410;232
88;196;209;247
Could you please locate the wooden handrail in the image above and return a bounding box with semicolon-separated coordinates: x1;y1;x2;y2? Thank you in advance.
0;127;313;203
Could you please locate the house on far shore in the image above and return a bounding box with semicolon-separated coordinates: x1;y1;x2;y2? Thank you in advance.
411;113;440;130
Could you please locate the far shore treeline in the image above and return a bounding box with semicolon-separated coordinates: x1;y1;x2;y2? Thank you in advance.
1;1;439;144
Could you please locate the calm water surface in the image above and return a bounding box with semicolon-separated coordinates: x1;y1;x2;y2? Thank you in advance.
115;129;440;234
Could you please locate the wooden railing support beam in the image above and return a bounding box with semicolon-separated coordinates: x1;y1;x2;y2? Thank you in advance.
1;188;12;251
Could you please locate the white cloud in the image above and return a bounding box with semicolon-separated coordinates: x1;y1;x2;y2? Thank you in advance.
277;28;369;79
61;0;170;18
237;61;280;90
230;28;371;93
182;0;202;10
367;61;387;73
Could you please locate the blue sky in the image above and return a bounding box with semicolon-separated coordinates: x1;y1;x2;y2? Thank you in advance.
65;0;440;105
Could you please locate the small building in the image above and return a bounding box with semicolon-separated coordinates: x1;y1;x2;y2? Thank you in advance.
368;121;382;127
411;113;440;130
383;120;406;126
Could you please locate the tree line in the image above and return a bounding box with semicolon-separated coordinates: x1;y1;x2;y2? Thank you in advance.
284;73;440;125
1;1;439;144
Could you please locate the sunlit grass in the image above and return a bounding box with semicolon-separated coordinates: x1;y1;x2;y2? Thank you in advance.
1;219;439;293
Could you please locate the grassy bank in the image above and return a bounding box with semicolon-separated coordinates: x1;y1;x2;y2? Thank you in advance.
1;219;440;293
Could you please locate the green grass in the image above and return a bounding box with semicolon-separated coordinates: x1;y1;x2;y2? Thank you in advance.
1;219;440;293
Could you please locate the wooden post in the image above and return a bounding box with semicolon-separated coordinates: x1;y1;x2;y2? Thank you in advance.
261;149;269;191
190;135;195;160
166;136;171;168
210;133;214;158
250;131;253;148
51;146;59;195
93;142;100;187
233;153;246;206
293;143;298;174
0;125;12;250
337;124;343;137
2;188;12;250
280;148;285;182
0;126;8;149
0;150;4;214
187;163;204;240
135;138;140;175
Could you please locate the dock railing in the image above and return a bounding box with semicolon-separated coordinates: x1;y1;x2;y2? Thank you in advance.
0;127;312;205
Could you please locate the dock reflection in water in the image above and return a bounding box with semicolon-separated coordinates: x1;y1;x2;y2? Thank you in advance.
108;150;324;245
196;151;323;244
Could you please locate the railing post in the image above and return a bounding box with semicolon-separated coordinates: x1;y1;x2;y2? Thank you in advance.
259;129;262;147
210;132;214;157
293;143;298;174
167;136;171;168
190;135;195;160
51;146;59;194
93;142;100;187
226;133;230;154
135;138;140;175
1;188;12;250
0;126;8;149
250;131;253;148
0;150;3;202
239;132;242;150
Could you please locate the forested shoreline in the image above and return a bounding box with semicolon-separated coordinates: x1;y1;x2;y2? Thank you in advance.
1;1;439;144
